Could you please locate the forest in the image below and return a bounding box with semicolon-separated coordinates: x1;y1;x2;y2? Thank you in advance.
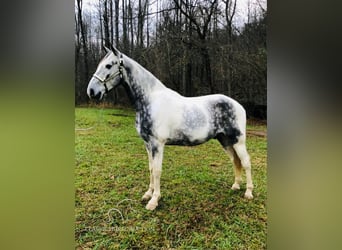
75;0;267;119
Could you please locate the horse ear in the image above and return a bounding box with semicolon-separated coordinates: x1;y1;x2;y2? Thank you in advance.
103;46;111;54
111;45;120;56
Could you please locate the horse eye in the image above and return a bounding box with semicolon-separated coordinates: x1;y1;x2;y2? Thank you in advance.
105;64;112;69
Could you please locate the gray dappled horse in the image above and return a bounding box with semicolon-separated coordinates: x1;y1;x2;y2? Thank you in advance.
87;46;253;210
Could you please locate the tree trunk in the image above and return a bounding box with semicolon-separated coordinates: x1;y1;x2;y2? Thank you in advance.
114;0;119;46
103;0;110;47
202;46;213;93
122;0;128;52
110;0;114;45
99;0;104;48
76;0;89;81
129;0;134;53
146;1;149;47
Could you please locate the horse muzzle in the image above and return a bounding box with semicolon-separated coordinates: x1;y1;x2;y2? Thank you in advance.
87;78;106;100
88;87;102;100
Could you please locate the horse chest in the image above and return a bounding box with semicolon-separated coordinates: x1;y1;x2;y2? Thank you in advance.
135;110;153;142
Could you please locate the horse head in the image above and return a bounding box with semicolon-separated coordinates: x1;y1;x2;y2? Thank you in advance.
87;45;123;100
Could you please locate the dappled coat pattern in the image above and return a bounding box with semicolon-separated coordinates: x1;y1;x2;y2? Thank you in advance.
87;46;253;210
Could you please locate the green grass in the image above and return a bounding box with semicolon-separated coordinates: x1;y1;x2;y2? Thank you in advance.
75;107;267;249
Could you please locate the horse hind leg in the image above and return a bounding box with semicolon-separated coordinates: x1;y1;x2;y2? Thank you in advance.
225;146;243;191
233;141;254;199
217;134;243;191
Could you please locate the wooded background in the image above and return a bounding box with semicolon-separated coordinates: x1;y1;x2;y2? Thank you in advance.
75;0;267;119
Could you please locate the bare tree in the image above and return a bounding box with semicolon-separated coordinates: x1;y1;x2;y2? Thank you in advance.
76;0;89;81
223;0;237;43
75;0;267;118
137;0;149;48
122;0;128;52
174;0;218;93
102;0;111;47
114;0;119;46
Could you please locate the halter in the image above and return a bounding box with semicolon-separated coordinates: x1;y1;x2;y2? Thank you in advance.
93;56;124;94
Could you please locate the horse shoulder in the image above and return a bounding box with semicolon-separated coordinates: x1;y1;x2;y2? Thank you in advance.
150;89;184;113
147;90;184;138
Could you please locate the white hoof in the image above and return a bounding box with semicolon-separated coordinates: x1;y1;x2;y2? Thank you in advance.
141;192;152;201
244;191;254;199
146;201;158;210
231;183;241;190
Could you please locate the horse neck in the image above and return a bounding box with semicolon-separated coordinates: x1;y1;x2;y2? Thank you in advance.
121;55;166;111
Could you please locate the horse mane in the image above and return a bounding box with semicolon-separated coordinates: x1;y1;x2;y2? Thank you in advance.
119;53;167;110
121;53;166;90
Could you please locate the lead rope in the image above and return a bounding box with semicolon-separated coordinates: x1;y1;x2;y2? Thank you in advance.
98;55;123;133
76;54;124;132
75;104;104;132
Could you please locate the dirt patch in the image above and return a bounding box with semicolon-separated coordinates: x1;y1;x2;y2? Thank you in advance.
247;130;267;137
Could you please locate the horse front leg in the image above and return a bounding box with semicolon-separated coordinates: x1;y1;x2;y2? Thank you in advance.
145;142;164;211
142;144;154;201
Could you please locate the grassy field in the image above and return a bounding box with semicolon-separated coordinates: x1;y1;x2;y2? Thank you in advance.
75;107;267;249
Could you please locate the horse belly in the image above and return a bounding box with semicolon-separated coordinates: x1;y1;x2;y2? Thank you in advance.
165;128;213;146
165;107;213;146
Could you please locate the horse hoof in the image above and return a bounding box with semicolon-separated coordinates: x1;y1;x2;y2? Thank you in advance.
231;183;241;190
146;202;158;211
244;191;253;199
141;193;152;201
